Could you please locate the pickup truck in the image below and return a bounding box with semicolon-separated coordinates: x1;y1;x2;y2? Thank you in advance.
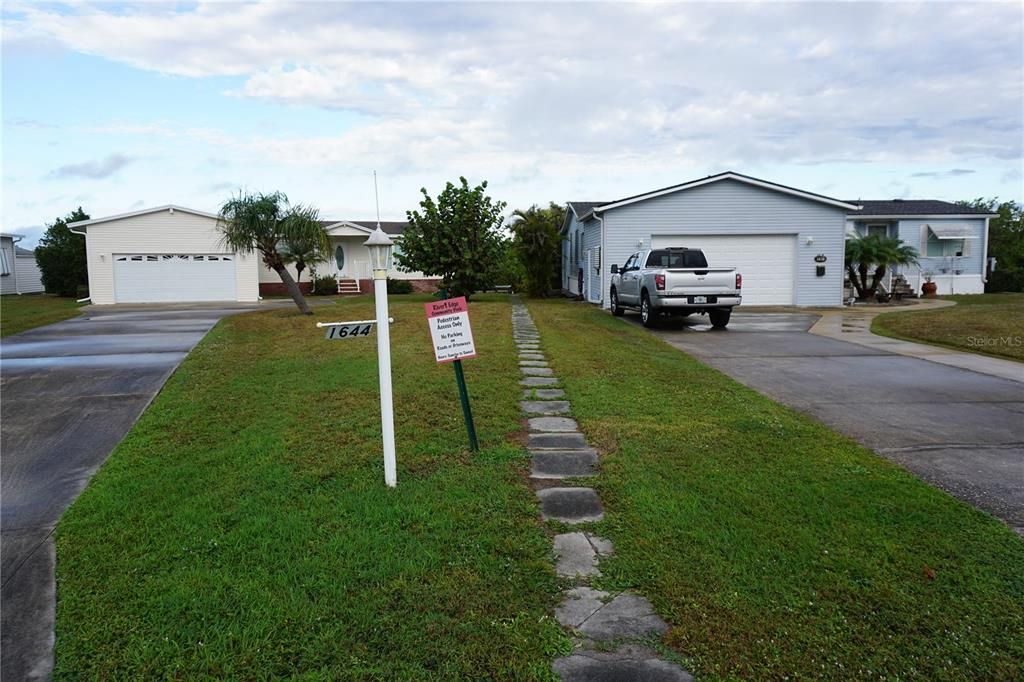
609;247;741;328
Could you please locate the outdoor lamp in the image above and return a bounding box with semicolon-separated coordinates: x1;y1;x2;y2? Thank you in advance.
364;227;394;274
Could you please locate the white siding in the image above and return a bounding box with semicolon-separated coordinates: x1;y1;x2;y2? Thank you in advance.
0;238;17;295
15;255;45;294
83;210;258;304
600;179;847;308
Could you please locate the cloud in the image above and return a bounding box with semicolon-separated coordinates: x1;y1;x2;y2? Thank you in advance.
48;154;136;180
910;169;977;178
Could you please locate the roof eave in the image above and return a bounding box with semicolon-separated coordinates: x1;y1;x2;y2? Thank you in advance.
67;205;220;230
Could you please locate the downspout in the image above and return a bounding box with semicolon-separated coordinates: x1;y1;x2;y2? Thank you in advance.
981;216;990;286
11;235;22;294
68;225;92;303
597;212;606;306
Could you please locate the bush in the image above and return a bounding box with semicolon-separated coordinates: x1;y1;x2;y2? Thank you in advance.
386;278;413;294
311;276;337;295
36;208;89;298
986;267;1024;293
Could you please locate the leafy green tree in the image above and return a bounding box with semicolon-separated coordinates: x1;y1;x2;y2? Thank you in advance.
35;207;90;297
218;192;328;314
845;234;919;300
958;198;1023;292
396;177;506;298
492;238;525;292
510;202;563;297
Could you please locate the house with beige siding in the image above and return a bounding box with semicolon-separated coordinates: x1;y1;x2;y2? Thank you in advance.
68;206;438;305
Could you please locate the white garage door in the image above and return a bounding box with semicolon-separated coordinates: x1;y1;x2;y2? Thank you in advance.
650;234;796;305
113;254;237;303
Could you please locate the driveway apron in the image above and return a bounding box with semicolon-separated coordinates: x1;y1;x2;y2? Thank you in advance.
1;305;258;680
631;312;1024;536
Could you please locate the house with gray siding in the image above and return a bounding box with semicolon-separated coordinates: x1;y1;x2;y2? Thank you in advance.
561;172;859;308
845;200;996;296
0;233;45;296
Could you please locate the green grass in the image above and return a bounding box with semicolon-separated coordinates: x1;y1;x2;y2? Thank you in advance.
0;293;83;336
55;296;569;679
527;298;1024;680
872;293;1024;362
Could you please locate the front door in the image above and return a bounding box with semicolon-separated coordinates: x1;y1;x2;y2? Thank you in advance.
334;244;347;277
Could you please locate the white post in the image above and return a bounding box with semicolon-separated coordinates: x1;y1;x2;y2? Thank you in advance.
373;269;397;487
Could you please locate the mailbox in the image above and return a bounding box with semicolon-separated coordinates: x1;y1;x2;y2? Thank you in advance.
816;265;826;277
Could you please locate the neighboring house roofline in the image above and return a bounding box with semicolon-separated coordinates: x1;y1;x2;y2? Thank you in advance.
593;171;861;213
847;199;997;217
1;233;26;239
323;220;375;234
68;205;220;231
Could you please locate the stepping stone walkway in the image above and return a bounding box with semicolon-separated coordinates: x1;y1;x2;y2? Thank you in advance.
511;299;693;681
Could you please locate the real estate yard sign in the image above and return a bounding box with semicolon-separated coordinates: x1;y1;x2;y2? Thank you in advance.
425;296;479;451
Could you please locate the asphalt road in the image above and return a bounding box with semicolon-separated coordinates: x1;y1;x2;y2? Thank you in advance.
627;312;1024;535
1;305;262;681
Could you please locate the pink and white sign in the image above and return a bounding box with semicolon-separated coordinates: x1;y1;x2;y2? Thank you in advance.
425;297;477;363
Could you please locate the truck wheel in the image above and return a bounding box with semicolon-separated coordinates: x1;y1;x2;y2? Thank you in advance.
709;308;731;328
610;288;624;316
641;293;658;328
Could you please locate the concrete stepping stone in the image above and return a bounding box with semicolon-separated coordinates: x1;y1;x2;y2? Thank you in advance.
553;645;694;682
537;487;604;523
521;377;559;387
521;400;570;415
519;353;546;361
553;533;600;577
580;593;669;641
522;388;566;400
521;366;554;376
528;416;577;431
529;432;587;449
519;360;549;367
554;586;608;627
532;450;598;479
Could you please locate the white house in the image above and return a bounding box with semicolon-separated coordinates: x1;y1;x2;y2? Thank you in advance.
0;233;45;295
563;172;859;308
68;205;437;305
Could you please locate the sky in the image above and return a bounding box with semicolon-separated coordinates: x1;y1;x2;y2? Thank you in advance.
2;1;1022;247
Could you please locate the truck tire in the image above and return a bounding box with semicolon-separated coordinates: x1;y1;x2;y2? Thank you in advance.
709;308;731;328
641;292;658;328
609;288;624;316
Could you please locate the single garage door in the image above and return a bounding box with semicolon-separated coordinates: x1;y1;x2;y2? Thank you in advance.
113;254;237;303
650;234;796;305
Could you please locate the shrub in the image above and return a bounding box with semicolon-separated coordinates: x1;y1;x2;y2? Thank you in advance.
986;267;1024;293
386;278;413;294
311;276;338;295
36;208;89;298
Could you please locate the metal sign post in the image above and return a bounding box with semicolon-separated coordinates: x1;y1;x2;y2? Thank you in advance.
425;295;479;452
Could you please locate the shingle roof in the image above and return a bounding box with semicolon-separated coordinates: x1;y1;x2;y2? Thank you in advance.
567;201;609;218
15;246;35;256
848;200;995;216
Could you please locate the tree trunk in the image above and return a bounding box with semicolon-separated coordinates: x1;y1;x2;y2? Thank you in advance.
847;264;867;299
857;263;872;299
274;264;313;315
868;265;887;297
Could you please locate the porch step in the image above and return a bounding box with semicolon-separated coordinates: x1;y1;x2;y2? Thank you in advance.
336;278;361;295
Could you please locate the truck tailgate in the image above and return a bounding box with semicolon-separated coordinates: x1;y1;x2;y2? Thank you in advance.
662;268;737;295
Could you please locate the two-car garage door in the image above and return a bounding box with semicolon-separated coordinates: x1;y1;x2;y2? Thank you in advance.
650;234;796;305
113;254;237;303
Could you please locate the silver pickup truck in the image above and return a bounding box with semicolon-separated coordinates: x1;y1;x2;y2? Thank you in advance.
609;248;742;328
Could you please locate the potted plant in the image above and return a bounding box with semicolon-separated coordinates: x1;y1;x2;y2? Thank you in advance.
921;270;938;297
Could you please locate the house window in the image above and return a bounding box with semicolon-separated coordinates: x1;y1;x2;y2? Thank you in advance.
866;224;888;238
0;247;10;276
926;233;965;257
334;245;345;271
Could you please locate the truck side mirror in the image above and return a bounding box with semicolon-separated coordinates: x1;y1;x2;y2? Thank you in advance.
610;264;619;274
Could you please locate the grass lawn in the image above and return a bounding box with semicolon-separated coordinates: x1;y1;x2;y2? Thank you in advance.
0;293;83;336
528;298;1023;680
55;294;570;679
872;293;1024;362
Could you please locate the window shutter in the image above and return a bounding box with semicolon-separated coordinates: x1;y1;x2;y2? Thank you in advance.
920;224;929;253
961;239;972;257
594;247;601;270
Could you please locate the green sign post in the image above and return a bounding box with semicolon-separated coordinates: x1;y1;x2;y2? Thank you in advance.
425;293;479;452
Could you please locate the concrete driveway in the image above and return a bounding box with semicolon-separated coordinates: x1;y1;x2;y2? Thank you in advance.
1;304;271;680
626;312;1024;536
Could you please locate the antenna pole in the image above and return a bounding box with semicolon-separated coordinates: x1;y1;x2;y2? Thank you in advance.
373;170;381;229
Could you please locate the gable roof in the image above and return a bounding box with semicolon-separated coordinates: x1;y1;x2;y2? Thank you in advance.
588;172;860;216
67;205;220;230
322;220;409;235
15;246;35;256
567;202;609;219
847;200;997;218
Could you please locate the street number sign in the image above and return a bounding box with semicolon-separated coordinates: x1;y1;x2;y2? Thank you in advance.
324;323;374;340
425;297;476;363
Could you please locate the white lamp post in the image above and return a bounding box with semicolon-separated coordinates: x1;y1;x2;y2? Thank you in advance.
364;226;397;487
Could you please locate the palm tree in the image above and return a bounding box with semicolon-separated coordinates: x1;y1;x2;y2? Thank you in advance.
845;234;919;300
218;191;329;314
279;210;328;285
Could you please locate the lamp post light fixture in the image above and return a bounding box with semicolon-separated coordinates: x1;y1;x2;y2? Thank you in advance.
364;226;397;487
